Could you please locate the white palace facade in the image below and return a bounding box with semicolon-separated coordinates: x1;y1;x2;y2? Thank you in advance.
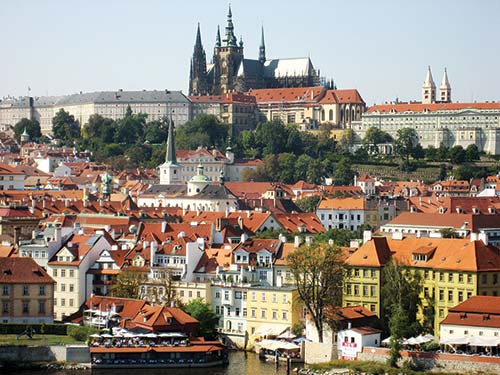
354;67;500;154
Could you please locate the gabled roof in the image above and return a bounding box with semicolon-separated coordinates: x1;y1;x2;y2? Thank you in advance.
367;101;500;114
85;295;148;320
0;257;55;284
249;86;324;103
48;233;107;266
441;296;500;329
318;197;366;210
274;212;325;233
0;162;24;175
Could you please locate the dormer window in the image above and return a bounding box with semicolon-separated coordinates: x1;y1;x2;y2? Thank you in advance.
413;253;427;262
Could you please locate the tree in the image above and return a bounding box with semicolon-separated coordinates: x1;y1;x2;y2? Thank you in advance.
440;228;460;238
363;126;392;153
336;129;354;155
144;118;168;144
295;195;321;213
175;115;229;150
411;143;425;160
438;164;447;181
287;243;346;343
394;127;418;163
52;109;80;146
82;114;116;149
13;118;41;143
147;270;177;307
114;105;146;144
424;146;438;162
184;298;219;340
381;260;423;364
334;157;355;186
448;145;466;165
109;270;146;298
465;144;480;162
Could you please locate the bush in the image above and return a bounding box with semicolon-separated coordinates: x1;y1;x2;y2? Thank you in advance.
291;322;305;337
422;340;440;351
67;325;97;342
0;323;67;335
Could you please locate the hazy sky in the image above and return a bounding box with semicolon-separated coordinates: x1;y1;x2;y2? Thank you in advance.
1;0;499;106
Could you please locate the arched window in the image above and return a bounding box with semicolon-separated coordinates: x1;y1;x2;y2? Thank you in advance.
321;110;325;121
329;109;333;121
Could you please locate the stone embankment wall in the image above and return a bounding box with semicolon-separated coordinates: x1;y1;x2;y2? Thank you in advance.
304;342;337;364
0;345;90;363
360;347;500;374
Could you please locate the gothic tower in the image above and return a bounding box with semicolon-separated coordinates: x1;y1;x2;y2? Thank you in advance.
439;68;451;103
421;66;436;104
212;5;244;95
189;23;209;96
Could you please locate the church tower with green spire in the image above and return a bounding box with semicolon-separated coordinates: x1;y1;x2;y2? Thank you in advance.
158;116;181;185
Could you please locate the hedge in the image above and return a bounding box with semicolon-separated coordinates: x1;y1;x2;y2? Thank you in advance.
0;323;68;335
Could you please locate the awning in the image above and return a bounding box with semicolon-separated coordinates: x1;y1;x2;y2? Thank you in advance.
468;336;500;347
259;339;300;351
440;336;469;345
254;324;288;337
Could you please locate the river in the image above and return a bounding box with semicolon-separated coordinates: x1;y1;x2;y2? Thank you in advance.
14;351;304;375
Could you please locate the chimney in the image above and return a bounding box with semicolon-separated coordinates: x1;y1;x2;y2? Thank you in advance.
65;199;70;208
478;232;488;246
182;206;187;216
363;230;372;244
470;232;478;242
237;216;243;229
305;236;312;245
161;221;168;233
294;235;301;248
150;241;157;267
13;226;20;246
392;231;403;240
54;226;61;243
240;233;248;243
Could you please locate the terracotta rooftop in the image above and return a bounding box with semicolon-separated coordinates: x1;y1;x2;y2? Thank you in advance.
0;257;55;284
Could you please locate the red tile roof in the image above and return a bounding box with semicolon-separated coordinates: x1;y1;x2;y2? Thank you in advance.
249;86;325;103
367;101;500;114
0;162;23;175
441;296;500;328
0;257;55;284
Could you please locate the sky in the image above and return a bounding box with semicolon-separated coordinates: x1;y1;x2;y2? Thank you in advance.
1;0;499;106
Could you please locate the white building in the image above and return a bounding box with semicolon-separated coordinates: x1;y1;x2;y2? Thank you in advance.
355;67;500;154
0;162;24;190
316;197;365;231
47;232;113;320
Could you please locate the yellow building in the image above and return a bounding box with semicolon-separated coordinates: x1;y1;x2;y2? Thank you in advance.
0;257;55;323
344;235;500;335
245;285;303;346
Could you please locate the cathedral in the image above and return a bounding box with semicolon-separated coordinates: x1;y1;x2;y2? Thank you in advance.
189;6;330;96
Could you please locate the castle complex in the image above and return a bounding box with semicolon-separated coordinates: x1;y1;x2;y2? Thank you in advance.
189;6;329;96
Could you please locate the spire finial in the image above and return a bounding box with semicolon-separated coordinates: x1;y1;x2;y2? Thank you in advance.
259;25;266;64
195;22;202;48
215;25;221;48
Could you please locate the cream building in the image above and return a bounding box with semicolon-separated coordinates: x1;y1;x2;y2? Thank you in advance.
355;67;500;154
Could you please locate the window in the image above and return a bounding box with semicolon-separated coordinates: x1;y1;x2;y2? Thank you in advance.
439;309;444;318
482;274;487;284
448;290;453;302
61;284;66;292
215;306;220;315
439;290;444;301
458;291;463;302
2;301;8;314
363;269;369;278
69;299;74;307
39;286;45;296
197;291;201;298
180;290;185;297
370;304;376;312
69;270;74;278
261;293;266;302
224;291;230;300
494;274;498;285
282;294;287;303
272;311;277;320
215;292;220;299
467;274;473;284
188;291;192;298
272;293;277;303
53;269;57;277
448;273;453;282
251;292;256;301
61;269;66;277
69;284;74;292
458;274;464;283
354;285;359;296
370;285;377;297
354;269;359;277
251;309;256;318
23;285;29;296
235;308;240;316
243;308;247;317
2;286;8;296
22;302;29;314
235;291;242;299
261;310;266;319
371;269;376;278
61;298;65;306
439;272;444;282
363;285;369;296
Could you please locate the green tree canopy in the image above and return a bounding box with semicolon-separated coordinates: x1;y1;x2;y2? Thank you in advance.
287;243;346;343
184;298;219;340
52;109;80;146
448;145;466;165
334;157;355;186
109;270;146;298
295;195;321;213
175;115;229;150
13;118;41;143
363;127;392;153
465;144;480;162
114;105;147;144
394;128;418;163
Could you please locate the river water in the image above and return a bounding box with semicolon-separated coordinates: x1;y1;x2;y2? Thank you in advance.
15;352;304;375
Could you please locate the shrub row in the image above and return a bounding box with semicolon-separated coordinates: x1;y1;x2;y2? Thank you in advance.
0;323;68;335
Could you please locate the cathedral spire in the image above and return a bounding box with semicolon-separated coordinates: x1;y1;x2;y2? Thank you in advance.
165;115;177;164
195;22;202;49
224;4;237;47
215;25;221;48
259;25;266;64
